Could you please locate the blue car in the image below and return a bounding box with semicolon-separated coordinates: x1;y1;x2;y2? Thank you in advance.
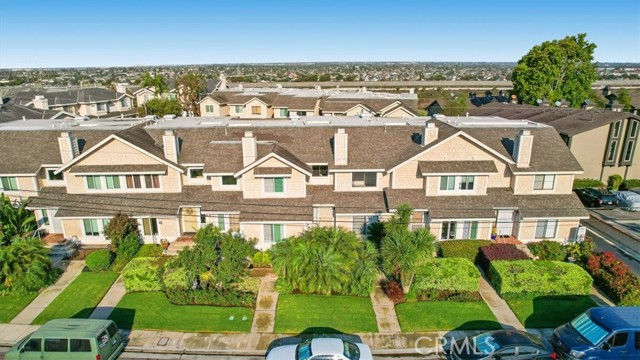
552;307;640;359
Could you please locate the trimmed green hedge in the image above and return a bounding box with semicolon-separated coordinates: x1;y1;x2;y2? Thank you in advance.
621;179;640;190
488;260;592;299
573;178;605;189
527;240;567;261
438;240;493;262
122;257;163;292
135;244;163;258
412;258;480;292
85;249;113;272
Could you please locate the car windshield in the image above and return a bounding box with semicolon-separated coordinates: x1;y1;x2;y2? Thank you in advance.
343;341;360;360
296;340;312;360
570;313;610;345
473;333;502;355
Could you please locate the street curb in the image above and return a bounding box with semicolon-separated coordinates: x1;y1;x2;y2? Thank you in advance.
588;211;640;242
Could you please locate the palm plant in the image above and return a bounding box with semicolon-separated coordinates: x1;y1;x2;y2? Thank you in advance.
139;72;169;97
0;195;36;246
0;237;51;292
381;205;436;293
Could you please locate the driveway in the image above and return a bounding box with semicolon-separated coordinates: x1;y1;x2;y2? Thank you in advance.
589;208;640;239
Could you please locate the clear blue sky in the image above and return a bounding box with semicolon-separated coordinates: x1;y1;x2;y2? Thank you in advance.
1;0;638;68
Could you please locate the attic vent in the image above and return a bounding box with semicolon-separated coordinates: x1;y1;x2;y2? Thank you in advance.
228;123;252;127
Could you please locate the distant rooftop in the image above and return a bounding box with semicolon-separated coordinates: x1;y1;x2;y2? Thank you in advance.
218;87;416;100
0;118;145;131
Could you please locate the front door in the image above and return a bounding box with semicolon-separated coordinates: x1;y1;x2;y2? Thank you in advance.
496;210;514;237
141;218;159;243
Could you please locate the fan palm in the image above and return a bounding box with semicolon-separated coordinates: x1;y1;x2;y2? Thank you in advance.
0;237;51;292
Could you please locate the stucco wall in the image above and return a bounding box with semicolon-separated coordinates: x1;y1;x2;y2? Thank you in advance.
242;158;306;198
513;174;574;195
517;218;580;243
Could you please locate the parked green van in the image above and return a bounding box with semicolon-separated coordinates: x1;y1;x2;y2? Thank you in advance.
2;319;124;360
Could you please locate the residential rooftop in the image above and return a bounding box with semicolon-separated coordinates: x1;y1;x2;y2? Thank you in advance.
0;115;552;131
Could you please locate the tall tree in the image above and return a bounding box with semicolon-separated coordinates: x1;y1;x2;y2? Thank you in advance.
0;194;36;246
617;89;632;112
0;237;52;292
139;98;183;117
139;72;169;97
511;34;597;107
177;72;206;116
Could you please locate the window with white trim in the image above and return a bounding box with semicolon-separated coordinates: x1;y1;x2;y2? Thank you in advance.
0;177;18;191
441;221;457;240
352;215;379;235
533;175;555;190
216;214;228;231
604;120;623;165
142;218;158;236
41;209;49;226
83;219;100;236
105;175;121;189
279;108;288;117
264;224;283;243
96;103;106;111
188;168;204;181
312;165;329;177
120;98;129;108
86;176;102;190
620;119;638;165
352;172;376;188
264;177;284;193
124;174;159;189
439;175;475;191
46;169;64;181
205;105;214;113
234;105;243;113
221;176;238;186
251;106;261;115
535;220;558;239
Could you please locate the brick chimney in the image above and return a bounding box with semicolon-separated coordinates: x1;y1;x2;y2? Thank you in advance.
162;130;180;163
334;129;348;165
242;131;257;166
58;132;79;164
33;95;49;110
422;122;438;146
513;130;533;168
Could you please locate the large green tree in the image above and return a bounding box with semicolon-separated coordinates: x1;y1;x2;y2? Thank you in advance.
511;33;598;107
139;72;169;97
0;237;52;293
139;98;183;117
177;72;206;116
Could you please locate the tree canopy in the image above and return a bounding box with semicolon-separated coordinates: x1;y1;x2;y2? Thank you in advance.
0;194;36;246
511;33;598;107
139;72;169;97
177;73;206;116
139;97;183;117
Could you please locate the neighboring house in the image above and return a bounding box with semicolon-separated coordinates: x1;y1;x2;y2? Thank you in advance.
137;77;224;109
0;102;76;123
19;88;135;118
468;102;640;181
0;115;587;249
320;93;418;118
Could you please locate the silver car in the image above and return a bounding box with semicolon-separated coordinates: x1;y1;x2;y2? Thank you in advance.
266;337;373;360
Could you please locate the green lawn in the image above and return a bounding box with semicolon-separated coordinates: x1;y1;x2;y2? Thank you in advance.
108;292;253;332
274;294;378;334
0;292;38;323
507;295;598;328
396;301;501;332
33;272;119;324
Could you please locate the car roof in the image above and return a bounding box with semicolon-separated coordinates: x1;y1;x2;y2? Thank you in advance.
589;307;640;329
31;319;111;338
492;330;540;347
311;338;344;355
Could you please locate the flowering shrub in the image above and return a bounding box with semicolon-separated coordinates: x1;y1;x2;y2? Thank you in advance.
478;244;530;273
586;252;640;305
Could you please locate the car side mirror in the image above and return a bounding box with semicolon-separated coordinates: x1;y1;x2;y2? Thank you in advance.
602;342;611;351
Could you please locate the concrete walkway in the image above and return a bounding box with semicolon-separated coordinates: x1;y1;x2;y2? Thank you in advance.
476;266;525;331
250;274;278;333
370;282;402;333
89;275;126;319
10;260;85;325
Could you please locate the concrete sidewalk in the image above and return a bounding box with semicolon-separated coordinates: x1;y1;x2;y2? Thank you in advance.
249;274;278;333
89;275;126;319
370;281;402;333
10;260;85;325
476;266;525;331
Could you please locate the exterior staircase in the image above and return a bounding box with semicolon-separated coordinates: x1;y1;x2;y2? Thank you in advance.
46;239;78;266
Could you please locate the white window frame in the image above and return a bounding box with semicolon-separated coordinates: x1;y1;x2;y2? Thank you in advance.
0;176;19;191
351;172;377;188
46;168;64;182
220;175;239;188
533;175;555;191
205;104;214;113
279;108;288;117
311;165;329;177
439;175;475;192
535;219;558;239
263;177;286;195
441;221;457;240
263;224;284;244
234;105;243;114
82;219;103;237
84;174;162;192
187;167;206;184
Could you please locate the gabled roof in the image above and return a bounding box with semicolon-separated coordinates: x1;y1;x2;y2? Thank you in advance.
197;95;228;105
234;143;312;178
56;126;184;174
272;95;319;110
